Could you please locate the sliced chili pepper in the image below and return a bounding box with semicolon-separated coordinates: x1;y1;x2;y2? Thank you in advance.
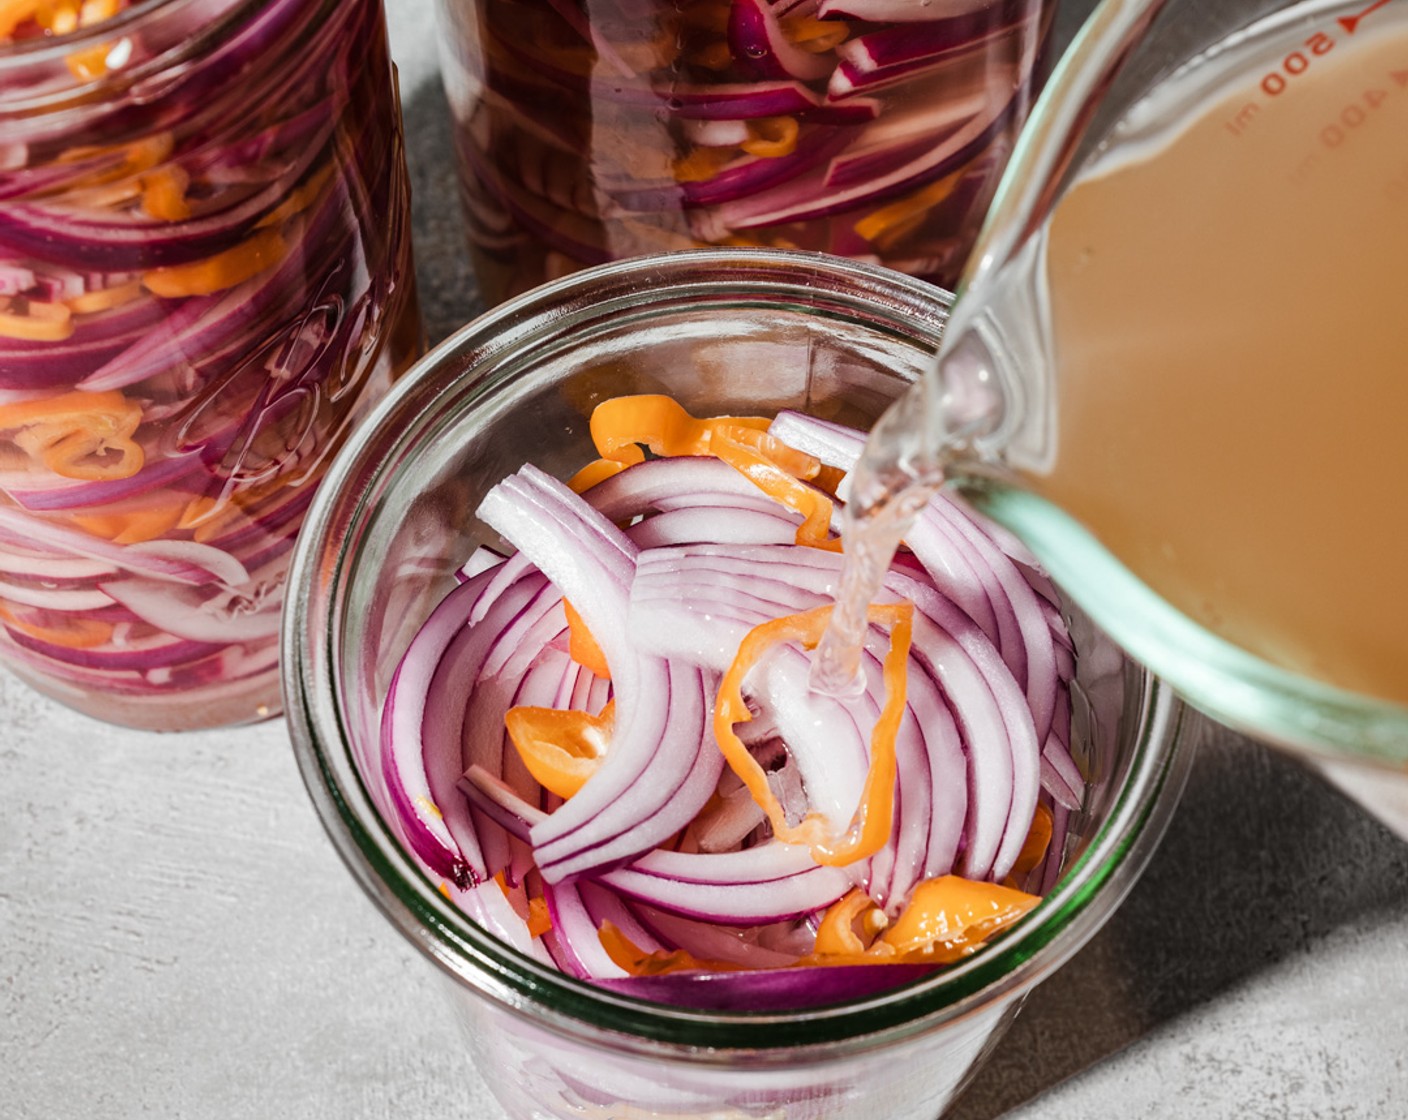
1008;802;1054;879
713;601;912;867
587;394;839;549
142;227;286;298
140;164;192;221
0;604;114;650
710;427;840;551
562;598;610;678
505;699;614;800
0;298;74;342
877;875;1040;960
598;921;743;977
0;388;144;481
741;116;800;159
567;457;629;493
854;167;964;244
589;394;770;461
72;502;184;544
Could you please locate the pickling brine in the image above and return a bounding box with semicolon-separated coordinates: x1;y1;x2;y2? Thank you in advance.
833;0;1408;723
1031;0;1408;705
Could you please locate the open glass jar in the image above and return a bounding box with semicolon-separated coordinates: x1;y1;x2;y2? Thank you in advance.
284;248;1194;1120
0;0;421;731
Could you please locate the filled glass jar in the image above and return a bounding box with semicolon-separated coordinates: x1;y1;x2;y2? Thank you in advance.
0;0;421;731
436;0;1056;305
284;248;1194;1120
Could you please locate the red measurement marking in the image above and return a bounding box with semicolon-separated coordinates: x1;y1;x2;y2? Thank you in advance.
1340;0;1394;34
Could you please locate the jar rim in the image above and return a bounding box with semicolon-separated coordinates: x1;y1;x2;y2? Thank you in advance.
283;247;1194;1055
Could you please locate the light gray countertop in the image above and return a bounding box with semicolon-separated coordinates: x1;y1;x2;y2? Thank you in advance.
2;2;1406;1117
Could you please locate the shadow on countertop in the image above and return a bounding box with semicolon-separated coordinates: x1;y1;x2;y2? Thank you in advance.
948;726;1408;1119
401;79;483;346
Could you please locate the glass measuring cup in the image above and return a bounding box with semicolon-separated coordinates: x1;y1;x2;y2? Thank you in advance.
844;0;1408;822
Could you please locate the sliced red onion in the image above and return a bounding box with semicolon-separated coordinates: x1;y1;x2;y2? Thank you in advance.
0;578;114;612
0;137;330;272
624;900;810;967
604;843;853;924
478;466;722;882
818;0;1002;20
3;451;208;513
696;85;1014;233
729;0;836;83
630;541;1037;882
835;2;1033;75
0;507;243;586
543;880;634;980
462;765;851;925
432;567;562;881
384;417;1077;999
98;577;280;645
381;570;507;883
4;624;225;673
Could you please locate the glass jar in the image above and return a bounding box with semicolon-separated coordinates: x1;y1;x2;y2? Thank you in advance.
284;248;1194;1120
435;0;1057;305
0;0;421;731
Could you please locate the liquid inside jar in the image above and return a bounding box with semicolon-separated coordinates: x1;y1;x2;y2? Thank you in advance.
436;0;1054;303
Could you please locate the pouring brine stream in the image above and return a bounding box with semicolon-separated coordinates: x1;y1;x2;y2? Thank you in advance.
815;0;1408;731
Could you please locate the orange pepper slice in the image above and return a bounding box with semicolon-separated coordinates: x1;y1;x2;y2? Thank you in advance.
673;146;738;183
689;40;734;71
567;457;628;494
854;167;965;244
812;887;876;956
598;921;743;976
803;876;1040;967
587;394;840;549
600;874;1041;977
71;502;184;544
710;427;840;551
526;896;552;938
741;116;799;159
0;1;39;39
66;279;143;316
877;875;1041;960
0;604;114;650
65;40;111;80
1007;802;1054;880
505;699;614;800
562;599;610;678
142;227;286;298
782;13;849;52
0;298;73;342
712;601;912;867
589;394;770;461
0;389;144;481
256;163;335;230
140;164;191;221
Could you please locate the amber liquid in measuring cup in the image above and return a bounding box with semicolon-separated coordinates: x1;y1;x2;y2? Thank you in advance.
1033;0;1408;704
822;0;1408;713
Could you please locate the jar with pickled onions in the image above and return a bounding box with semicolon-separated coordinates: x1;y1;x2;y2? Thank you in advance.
0;0;422;730
436;0;1056;304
